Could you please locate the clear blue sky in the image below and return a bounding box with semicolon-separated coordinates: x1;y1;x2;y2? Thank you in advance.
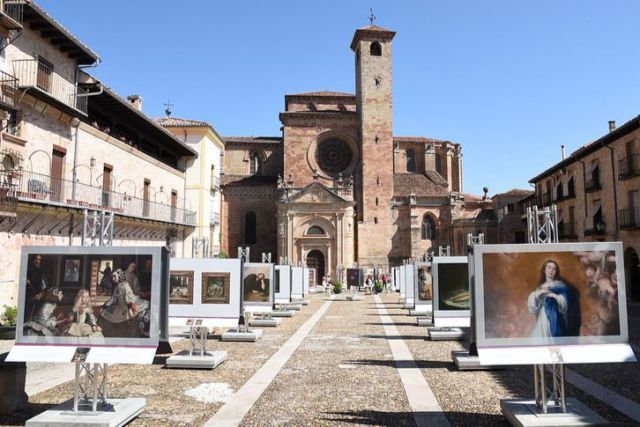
39;0;640;195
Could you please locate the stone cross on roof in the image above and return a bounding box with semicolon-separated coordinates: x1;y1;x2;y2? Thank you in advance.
369;8;376;25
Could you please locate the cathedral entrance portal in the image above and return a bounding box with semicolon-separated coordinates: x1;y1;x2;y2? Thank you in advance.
306;250;325;286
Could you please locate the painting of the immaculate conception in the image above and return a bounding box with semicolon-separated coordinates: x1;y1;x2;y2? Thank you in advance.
481;246;624;343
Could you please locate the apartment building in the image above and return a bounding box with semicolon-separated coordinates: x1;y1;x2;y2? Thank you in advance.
0;1;197;306
530;117;640;301
158;117;225;257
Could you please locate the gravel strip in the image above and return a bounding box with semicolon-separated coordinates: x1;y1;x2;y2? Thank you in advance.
240;296;414;426
0;296;325;427
381;293;638;426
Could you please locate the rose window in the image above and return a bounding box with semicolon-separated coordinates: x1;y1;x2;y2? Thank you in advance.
315;139;352;175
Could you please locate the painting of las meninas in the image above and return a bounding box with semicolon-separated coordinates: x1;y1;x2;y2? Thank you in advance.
18;247;164;346
243;264;272;303
475;242;629;347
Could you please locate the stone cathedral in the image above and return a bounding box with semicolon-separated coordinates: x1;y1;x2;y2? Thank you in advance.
221;25;510;282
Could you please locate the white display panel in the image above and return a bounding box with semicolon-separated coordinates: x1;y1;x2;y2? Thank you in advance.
169;258;242;328
243;262;275;314
432;257;470;324
291;266;304;299
474;242;637;365
413;261;433;313
274;265;292;303
403;264;415;306
303;267;310;296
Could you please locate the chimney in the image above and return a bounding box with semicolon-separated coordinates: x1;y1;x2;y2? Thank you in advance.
127;95;143;111
608;120;616;133
561;145;566;160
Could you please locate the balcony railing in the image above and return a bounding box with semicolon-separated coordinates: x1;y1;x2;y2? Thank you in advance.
211;211;220;224
0;70;17;108
557;222;578;239
585;175;602;192
584;217;606;236
9;170;196;226
0;169;18;216
13;59;88;114
3;0;23;23
619;207;640;230
618;155;640;180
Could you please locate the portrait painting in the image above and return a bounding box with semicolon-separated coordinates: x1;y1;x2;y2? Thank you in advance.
475;242;629;347
18;247;164;347
64;259;80;282
169;271;194;304
201;272;230;304
243;264;272;303
415;263;433;302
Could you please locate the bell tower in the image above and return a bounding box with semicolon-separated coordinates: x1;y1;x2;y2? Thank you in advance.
351;24;396;270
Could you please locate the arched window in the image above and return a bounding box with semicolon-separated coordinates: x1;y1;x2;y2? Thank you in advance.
406;149;416;172
370;41;382;56
306;225;325;235
421;215;436;240
249;152;262;176
435;155;442;174
244;211;257;244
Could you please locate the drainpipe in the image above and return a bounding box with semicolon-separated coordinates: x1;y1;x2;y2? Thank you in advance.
604;144;619;239
71;117;81;200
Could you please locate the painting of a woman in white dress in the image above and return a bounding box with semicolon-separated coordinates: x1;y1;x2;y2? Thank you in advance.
527;260;581;337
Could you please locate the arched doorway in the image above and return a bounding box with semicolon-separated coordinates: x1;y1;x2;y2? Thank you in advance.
625;247;640;301
306;250;325;286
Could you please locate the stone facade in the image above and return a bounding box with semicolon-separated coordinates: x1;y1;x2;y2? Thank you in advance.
221;24;529;281
530;117;640;300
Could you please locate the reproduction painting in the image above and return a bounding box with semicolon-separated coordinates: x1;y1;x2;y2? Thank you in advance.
474;242;629;347
18;246;165;346
416;263;433;301
169;271;194;304
275;269;280;294
243;264;272;303
201;272;230;304
435;262;469;311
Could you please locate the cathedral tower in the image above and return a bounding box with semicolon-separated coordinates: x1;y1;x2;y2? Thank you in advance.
351;25;396;269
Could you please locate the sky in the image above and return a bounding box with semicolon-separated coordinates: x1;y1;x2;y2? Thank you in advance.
38;0;640;196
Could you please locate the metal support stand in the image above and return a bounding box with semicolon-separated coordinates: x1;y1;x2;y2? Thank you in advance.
438;245;450;257
192;236;209;258
188;326;208;357
73;362;108;412
261;252;271;263
81;209;114;247
499;205;609;427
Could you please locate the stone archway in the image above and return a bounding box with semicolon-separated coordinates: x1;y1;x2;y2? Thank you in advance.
625;247;640;301
306;249;325;286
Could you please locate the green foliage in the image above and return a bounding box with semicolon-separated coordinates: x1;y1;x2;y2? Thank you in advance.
217;250;229;259
1;306;17;326
331;280;343;294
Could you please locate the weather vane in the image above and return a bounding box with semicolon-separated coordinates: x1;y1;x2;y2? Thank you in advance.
163;100;173;117
369;8;376;25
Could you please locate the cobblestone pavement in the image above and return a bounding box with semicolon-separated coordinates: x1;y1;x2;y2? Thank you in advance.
1;294;639;426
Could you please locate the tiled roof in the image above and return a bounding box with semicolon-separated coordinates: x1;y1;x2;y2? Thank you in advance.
454;207;497;222
221;174;278;186
287;91;355;97
357;24;395;33
27;1;100;64
494;188;534;197
351;25;396;50
424;170;448;186
156;117;212;128
530;115;640;183
223;136;282;145
394;173;448;197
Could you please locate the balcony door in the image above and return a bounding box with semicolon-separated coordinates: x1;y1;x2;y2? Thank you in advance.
143;179;150;216
50;148;65;202
171;189;177;222
102;165;112;207
37;57;53;93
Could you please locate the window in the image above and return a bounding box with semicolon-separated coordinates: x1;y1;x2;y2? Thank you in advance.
244;211;257;244
567;177;575;198
249;152;262;175
307;225;325;235
435;155;442;174
406;149;416;172
370;41;382;56
507;203;515;213
555;182;564;201
421;215;436;240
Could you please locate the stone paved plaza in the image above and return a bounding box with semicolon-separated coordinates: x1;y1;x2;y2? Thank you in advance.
1;292;639;426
